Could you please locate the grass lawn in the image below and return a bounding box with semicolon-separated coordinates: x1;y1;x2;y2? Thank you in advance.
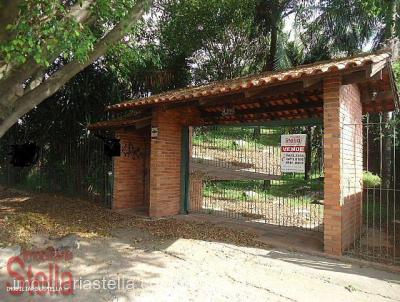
203;177;324;205
192;126;282;150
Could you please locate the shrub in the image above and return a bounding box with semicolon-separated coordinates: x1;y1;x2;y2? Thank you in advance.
363;171;381;187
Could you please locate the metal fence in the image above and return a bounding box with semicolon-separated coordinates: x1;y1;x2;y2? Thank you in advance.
0;130;113;208
189;124;324;232
345;116;400;265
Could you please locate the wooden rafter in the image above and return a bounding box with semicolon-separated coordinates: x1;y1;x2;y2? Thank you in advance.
201;100;323;121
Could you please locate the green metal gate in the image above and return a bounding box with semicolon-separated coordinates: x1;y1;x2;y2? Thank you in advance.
188;123;324;232
345;114;400;266
0;130;114;208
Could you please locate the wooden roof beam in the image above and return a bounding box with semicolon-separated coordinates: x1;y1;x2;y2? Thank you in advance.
361;90;392;103
200;90;322;112
341;68;384;85
201;100;323;120
369;59;388;78
88;116;151;131
243;80;323;99
201;110;324;125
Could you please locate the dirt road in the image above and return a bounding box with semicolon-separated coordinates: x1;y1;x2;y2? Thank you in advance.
1;226;399;302
0;188;399;301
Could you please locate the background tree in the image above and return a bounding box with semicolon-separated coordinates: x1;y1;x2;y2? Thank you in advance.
253;0;300;71
299;0;400;188
2;0;400;193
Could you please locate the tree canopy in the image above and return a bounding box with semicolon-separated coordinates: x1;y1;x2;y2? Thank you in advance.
0;0;152;137
1;0;400;141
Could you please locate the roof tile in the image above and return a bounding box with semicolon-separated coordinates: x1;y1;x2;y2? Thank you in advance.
107;51;391;111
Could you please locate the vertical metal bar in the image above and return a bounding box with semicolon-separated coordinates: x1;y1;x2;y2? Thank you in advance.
352;123;356;251
379;114;383;258
386;127;390;261
393;119;397;264
180;127;189;214
263;183;267;224
366;115;370;258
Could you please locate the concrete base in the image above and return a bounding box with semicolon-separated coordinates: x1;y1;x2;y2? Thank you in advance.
176;214;400;273
176;214;324;253
112;207;149;218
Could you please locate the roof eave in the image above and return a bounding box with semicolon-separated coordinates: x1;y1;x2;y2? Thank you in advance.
105;52;394;113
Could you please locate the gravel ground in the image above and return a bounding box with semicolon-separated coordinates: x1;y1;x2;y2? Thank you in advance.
1;227;400;302
0;188;400;301
202;196;324;229
0;187;258;248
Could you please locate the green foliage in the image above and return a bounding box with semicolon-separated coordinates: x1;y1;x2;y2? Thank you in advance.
297;0;378;56
3;0;400;212
94;0;138;23
159;0;269;81
363;171;382;187
299;0;400;54
392;60;400;90
19;169;44;191
1;1;91;65
106;42;175;94
363;197;400;227
203;178;323;204
192;126;282;150
160;0;256;56
0;0;140;66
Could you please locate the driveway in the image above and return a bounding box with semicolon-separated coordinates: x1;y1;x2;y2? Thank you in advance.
0;188;399;301
1;226;399;302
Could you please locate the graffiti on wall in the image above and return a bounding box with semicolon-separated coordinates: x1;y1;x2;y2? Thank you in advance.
121;143;144;160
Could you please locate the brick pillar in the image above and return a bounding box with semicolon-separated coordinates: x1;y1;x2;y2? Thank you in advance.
323;77;363;255
113;128;148;210
149;109;183;217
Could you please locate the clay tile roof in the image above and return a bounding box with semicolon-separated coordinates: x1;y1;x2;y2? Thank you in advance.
107;51;392;112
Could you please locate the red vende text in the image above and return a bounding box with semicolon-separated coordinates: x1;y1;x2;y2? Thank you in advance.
281;146;305;152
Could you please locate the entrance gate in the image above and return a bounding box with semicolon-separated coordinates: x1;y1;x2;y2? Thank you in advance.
188;123;324;232
344;115;400;265
0;130;114;208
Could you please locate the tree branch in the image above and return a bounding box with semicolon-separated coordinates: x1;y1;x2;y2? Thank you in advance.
0;0;106;107
68;0;95;23
0;0;152;137
0;0;23;42
0;59;40;107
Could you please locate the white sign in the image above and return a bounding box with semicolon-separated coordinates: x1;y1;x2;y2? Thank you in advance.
151;127;159;139
281;134;307;173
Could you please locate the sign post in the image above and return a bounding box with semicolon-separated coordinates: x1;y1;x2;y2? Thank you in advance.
280;134;307;173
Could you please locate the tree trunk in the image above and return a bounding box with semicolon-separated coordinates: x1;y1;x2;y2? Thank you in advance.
0;0;152;137
266;24;278;71
304;126;313;180
382;113;392;190
253;126;261;139
381;0;397;191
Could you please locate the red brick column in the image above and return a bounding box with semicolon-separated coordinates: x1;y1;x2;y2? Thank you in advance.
323;77;363;255
113;128;149;210
149;109;183;217
340;85;363;251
